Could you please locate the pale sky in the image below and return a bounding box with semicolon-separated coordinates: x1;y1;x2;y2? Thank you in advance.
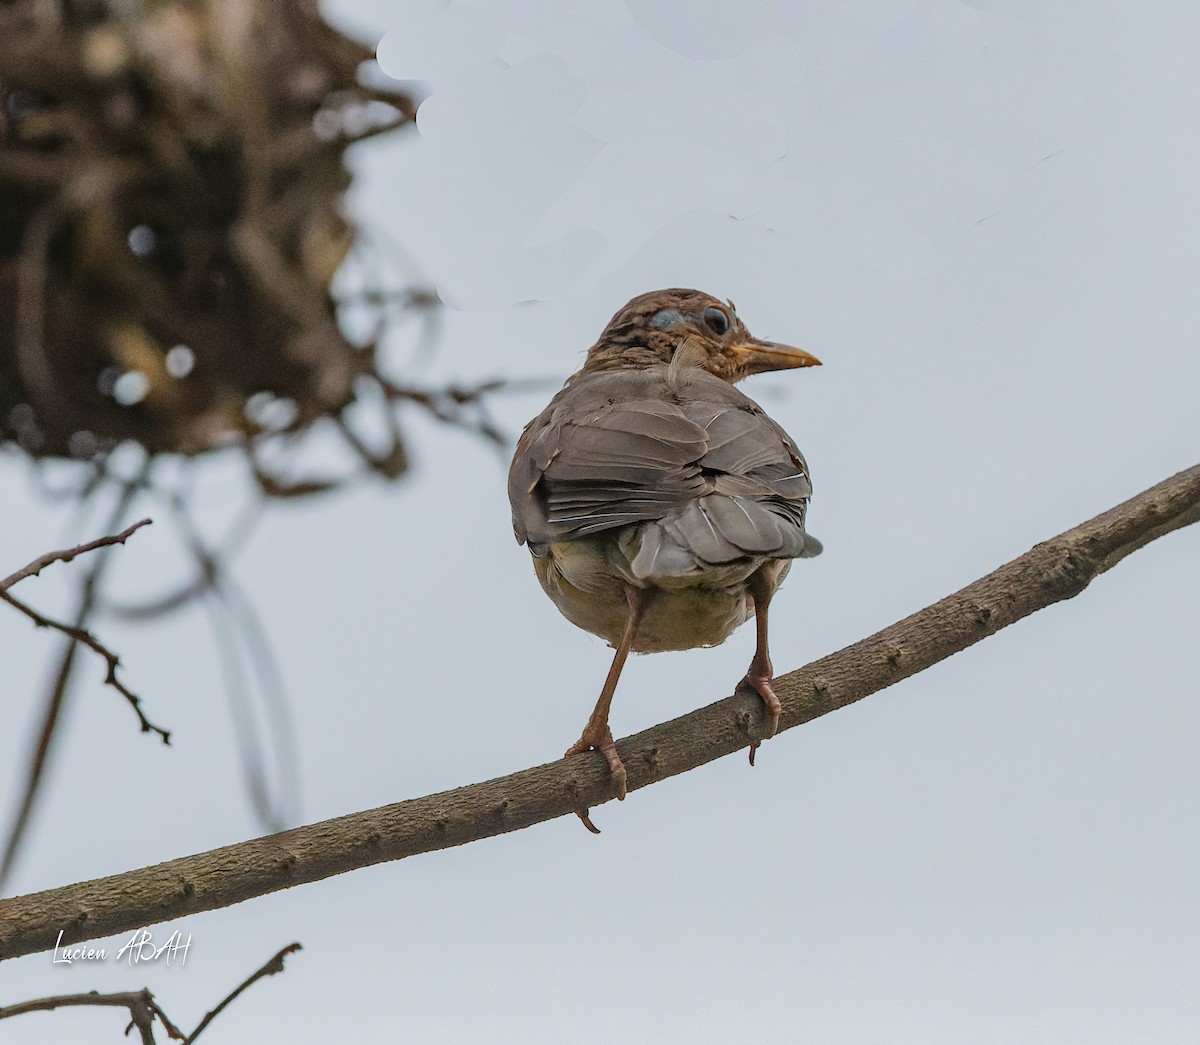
3;2;1200;1042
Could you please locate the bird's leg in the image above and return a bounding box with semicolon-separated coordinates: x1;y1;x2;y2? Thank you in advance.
565;586;648;808
744;568;780;766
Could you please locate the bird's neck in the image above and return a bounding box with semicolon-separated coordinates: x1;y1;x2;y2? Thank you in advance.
580;342;669;373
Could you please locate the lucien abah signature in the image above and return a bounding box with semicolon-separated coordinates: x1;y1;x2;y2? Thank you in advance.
52;928;192;967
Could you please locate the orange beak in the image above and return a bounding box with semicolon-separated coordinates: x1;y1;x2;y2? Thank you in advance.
726;339;822;376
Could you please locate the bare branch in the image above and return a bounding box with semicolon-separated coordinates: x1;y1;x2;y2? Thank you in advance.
185;942;301;1043
0;463;1197;961
0;989;166;1043
0;942;300;1043
1;475;153;891
0;518;151;593
0;590;171;744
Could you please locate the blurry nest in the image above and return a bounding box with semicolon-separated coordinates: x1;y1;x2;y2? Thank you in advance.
0;0;503;487
0;0;522;869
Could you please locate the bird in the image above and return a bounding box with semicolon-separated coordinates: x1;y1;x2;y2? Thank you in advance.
508;288;820;827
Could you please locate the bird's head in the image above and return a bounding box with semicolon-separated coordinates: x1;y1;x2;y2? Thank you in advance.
582;288;820;382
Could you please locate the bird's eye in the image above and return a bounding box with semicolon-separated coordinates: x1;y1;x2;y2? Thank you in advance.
702;306;730;335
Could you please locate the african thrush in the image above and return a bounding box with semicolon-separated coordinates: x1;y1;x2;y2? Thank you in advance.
508;289;820;823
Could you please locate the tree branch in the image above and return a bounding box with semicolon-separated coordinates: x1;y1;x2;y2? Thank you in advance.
0;989;167;1044
184;941;301;1043
0;520;163;741
1;464;1197;961
1;493;155;892
0;589;171;743
0;941;300;1042
0;518;152;593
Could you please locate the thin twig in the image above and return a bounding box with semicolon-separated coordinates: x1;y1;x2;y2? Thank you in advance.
0;989;165;1043
377;375;514;447
0;518;151;593
0;472;152;891
184;942;301;1043
0;590;170;743
0;463;1196;959
0;942;300;1042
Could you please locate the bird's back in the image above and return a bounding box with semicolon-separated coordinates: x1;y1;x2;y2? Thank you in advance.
509;365;817;586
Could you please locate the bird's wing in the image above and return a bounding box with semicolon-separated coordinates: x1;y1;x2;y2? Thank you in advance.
623;396;814;576
509;388;710;548
508;370;815;572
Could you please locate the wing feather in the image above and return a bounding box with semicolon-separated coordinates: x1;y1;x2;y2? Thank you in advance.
508;368;818;574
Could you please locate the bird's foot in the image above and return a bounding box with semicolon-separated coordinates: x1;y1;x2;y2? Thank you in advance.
565;723;628;801
575;809;602;834
743;672;781;767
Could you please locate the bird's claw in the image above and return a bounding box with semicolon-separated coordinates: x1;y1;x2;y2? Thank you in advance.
575;808;602;834
743;672;781;766
565;725;627;801
610;762;628;801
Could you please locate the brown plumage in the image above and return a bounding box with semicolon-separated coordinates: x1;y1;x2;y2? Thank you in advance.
509;289;821;826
